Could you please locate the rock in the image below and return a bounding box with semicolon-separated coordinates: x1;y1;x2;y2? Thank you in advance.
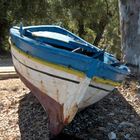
89;138;97;140
98;127;106;131
114;120;119;124
130;115;135;118
107;122;113;126
124;133;130;139
108;112;115;116
118;121;135;128
108;132;117;140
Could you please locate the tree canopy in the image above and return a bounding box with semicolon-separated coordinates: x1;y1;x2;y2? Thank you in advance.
0;0;121;58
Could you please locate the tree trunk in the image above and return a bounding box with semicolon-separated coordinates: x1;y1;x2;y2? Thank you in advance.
0;20;8;54
93;21;107;46
93;16;109;46
119;0;140;74
77;20;85;38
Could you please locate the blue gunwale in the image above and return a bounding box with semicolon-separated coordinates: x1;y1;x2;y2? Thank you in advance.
10;26;129;82
23;25;100;51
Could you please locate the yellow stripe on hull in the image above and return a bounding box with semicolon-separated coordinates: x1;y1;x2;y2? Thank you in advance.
93;77;121;86
10;43;85;78
10;42;121;86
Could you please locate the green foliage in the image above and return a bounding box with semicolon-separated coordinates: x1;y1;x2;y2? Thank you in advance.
0;0;121;58
0;0;11;54
99;0;121;59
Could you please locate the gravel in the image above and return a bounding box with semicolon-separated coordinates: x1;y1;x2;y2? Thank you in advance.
0;78;140;140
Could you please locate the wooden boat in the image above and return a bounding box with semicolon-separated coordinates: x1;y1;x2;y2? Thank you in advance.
10;25;130;135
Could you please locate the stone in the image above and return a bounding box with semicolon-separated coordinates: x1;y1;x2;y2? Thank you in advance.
108;132;117;140
124;134;130;139
118;121;135;128
108;112;115;116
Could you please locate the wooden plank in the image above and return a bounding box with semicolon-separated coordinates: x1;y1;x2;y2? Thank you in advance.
0;66;18;79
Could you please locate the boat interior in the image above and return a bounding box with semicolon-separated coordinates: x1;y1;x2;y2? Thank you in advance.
11;25;130;73
14;25;119;66
23;29;106;61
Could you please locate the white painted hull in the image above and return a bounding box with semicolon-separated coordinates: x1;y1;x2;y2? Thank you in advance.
11;45;114;123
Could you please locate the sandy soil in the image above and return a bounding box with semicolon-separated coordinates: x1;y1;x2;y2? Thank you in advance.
0;79;49;140
0;78;140;140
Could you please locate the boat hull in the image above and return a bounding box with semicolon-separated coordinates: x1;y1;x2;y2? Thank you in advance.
16;69;64;135
11;44;114;135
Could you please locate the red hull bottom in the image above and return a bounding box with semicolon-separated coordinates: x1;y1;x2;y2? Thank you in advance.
16;70;64;135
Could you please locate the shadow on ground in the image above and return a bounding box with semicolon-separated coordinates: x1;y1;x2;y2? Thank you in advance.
18;92;82;140
18;92;49;140
18;89;140;140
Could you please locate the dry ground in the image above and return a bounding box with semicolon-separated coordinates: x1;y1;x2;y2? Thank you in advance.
0;78;140;140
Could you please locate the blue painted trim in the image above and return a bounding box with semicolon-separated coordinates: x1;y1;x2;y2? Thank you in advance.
23;26;98;52
10;26;129;82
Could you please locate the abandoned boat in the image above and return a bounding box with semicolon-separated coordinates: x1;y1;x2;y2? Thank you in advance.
10;25;130;135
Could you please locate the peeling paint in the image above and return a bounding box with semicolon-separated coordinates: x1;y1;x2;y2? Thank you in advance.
16;70;64;135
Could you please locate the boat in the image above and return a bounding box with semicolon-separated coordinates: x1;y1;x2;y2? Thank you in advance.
9;24;130;135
